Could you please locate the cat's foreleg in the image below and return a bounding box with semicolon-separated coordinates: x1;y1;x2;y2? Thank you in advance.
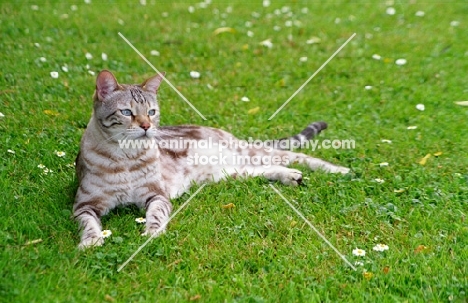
143;194;173;237
73;202;105;249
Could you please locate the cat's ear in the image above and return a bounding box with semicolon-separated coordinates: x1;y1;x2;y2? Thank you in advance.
142;72;165;94
95;70;119;101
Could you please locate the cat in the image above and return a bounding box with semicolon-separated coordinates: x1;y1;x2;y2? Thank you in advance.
73;70;350;249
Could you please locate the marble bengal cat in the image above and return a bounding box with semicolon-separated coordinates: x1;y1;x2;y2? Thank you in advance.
73;70;349;248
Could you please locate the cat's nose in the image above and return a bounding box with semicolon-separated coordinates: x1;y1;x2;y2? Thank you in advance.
140;122;150;131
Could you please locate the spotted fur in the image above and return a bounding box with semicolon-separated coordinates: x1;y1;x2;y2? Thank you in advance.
73;70;349;248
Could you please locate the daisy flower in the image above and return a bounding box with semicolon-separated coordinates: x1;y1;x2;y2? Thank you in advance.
407;126;417;130
85;52;93;60
259;39;273;48
386;7;396;15
150;50;160;56
352;248;366;257
55;151;66;157
381;139;392;143
373;244;389;252
135;217;146;224
7;149;15;154
50;71;59;79
415;11;425;17
395;58;407;66
190;71;201;79
416;104;425;111
101;230;112;238
38;164;46;169
241;96;250;102
379;162;389;167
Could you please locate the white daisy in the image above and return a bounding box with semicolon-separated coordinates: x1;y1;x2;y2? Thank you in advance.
372;54;381;60
135;217;146;223
38;164;46;169
150;50;160;56
241;96;250;102
407;126;417;130
101;53;108;61
415;11;425;17
61;66;68;72
379;162;389;167
352;248;366;257
381;139;392;144
0;112;4;118
39;57;47;62
365;85;373;90
7;149;15;154
50;72;59;79
260;39;273;48
416;104;425;111
395;58;407;66
386;7;396;15
85;52;93;60
190;71;201;79
101;230;112;238
55;151;66;157
450;21;460;27
299;57;308;62
373;244;389;252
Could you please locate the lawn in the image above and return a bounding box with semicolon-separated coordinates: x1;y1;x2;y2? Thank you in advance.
1;1;467;302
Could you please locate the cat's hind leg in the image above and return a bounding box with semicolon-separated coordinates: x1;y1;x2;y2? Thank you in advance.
214;165;304;186
274;150;350;174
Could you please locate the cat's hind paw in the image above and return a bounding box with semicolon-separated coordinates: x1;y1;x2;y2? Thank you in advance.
330;166;351;174
280;169;303;186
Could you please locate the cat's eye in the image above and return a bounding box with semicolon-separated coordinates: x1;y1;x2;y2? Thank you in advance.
148;109;156;116
121;109;132;116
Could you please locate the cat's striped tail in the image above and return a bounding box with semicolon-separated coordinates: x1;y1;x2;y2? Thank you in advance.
271;121;328;150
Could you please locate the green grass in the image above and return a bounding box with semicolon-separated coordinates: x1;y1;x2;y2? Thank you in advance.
1;1;467;302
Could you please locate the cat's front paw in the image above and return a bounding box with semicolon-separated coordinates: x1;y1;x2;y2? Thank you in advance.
280;169;303;186
78;236;104;249
141;226;167;238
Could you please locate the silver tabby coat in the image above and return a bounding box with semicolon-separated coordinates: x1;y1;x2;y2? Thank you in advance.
73;70;349;248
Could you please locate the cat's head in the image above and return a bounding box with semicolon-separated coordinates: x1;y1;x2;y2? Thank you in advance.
92;70;164;141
